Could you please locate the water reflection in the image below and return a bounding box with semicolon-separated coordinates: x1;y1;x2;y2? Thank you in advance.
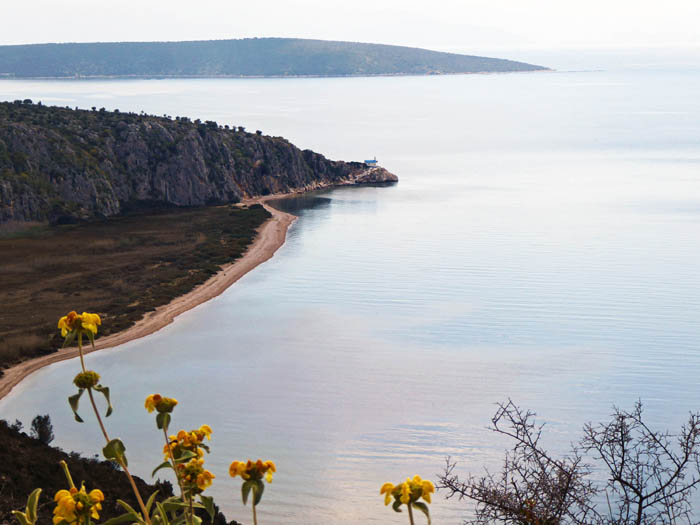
1;68;700;523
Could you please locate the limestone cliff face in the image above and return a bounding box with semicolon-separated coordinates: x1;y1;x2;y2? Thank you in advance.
0;102;397;223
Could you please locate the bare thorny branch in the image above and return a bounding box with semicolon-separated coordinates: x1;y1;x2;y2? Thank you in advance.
438;400;700;525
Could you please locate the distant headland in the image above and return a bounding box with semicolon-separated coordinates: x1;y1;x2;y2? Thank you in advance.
0;37;548;79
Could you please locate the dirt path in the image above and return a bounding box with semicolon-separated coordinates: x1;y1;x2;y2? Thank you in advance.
0;201;296;400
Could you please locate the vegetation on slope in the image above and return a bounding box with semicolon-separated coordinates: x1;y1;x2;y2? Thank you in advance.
0;204;270;372
0;419;175;524
0;38;547;78
0;100;368;224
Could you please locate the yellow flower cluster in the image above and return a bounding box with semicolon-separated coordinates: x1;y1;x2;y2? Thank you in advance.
163;425;212;461
178;458;216;492
53;486;104;525
229;459;276;483
58;311;101;337
73;371;100;389
380;475;435;506
144;393;178;414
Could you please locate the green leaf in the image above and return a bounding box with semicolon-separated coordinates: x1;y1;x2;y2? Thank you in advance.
154;502;170;525
173;450;197;463
412;502;431;524
253;479;265;506
156;412;170;431
87;330;95;347
115;499;139;516
62;330;77;349
68;390;85;423
145;489;159;515
93;384;113;417
26;487;42;524
199;495;215;522
241;480;254;505
160;497;205;511
392;498;403;513
103;438;128;466
10;511;30;525
101;511;143;525
151;460;173;478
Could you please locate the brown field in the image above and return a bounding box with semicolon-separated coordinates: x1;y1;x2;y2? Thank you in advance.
0;204;270;372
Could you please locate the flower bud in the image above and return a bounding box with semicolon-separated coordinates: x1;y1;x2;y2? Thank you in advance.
73;371;100;389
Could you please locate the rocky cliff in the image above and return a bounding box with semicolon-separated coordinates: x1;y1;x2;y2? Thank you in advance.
0;101;397;223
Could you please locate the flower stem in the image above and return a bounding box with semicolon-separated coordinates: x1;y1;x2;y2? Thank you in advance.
78;333;86;373
162;427;188;503
407;503;416;525
252;501;258;525
79;339;152;525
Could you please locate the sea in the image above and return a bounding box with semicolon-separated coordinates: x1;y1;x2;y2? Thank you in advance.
1;50;700;523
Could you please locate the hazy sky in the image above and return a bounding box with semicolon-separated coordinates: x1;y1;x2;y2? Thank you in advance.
3;0;700;53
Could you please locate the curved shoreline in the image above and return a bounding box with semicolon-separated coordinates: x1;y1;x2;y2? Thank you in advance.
0;200;296;401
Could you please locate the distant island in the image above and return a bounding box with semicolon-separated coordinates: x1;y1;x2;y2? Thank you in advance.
0;37;547;78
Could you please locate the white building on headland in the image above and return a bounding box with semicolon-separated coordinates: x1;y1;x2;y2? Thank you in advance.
364;157;379;167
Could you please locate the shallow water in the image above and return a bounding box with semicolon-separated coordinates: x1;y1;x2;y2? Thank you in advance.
1;66;700;523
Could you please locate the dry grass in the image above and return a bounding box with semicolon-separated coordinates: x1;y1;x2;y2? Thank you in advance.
0;204;270;372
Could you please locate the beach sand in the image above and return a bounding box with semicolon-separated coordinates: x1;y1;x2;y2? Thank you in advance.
0;200;296;400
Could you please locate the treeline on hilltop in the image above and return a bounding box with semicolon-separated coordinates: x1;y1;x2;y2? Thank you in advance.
0;38;547;78
0;100;366;224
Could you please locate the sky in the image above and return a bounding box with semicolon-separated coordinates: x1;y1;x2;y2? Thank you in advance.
2;0;700;65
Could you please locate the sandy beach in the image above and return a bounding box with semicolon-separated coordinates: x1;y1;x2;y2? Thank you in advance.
0;200;297;400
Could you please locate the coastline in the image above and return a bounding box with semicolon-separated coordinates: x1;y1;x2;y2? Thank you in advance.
0;199;296;401
0;69;551;81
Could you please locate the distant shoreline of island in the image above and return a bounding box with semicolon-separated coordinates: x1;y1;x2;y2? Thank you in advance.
0;69;553;81
0;37;548;79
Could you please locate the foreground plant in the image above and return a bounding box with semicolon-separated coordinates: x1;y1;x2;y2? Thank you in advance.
58;311;151;524
229;459;276;525
380;475;434;525
53;461;105;525
11;488;41;525
148;394;216;525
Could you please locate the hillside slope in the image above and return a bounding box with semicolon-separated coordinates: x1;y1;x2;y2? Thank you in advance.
0;38;547;78
0;101;396;224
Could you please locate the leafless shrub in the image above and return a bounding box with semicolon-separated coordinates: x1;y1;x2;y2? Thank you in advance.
439;400;700;525
581;401;700;524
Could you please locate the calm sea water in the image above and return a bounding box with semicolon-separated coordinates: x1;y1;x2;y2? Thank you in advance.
1;64;700;523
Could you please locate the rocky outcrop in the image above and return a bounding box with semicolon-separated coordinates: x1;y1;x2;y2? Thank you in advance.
0;101;397;223
350;167;399;184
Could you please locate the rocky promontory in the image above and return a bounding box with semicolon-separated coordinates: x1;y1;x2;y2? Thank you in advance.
0;100;397;224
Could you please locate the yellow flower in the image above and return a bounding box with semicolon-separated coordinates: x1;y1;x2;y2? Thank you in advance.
80;312;101;334
52;485;104;525
421;479;435;503
380;475;434;509
229;458;276;483
380;482;395;505
145;394;178;414
198;424;212;440
57;311;101;338
196;470;215;490
145;394;162;413
178;458;214;494
400;481;411;504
